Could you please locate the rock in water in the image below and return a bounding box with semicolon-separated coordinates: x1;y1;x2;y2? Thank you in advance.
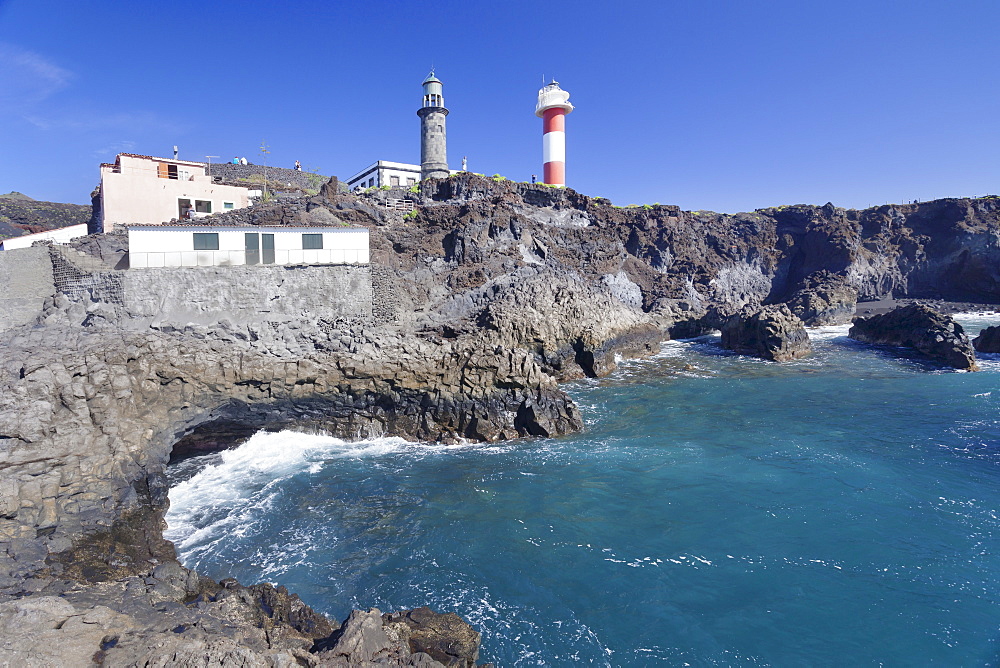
848;304;978;370
313;607;480;667
972;325;1000;353
784;277;858;326
721;305;811;361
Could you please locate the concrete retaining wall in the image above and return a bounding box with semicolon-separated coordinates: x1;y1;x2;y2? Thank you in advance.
121;264;372;326
0;246;56;332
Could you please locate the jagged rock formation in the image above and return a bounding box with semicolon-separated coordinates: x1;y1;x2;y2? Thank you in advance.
783;273;858;326
721;304;811;361
849;304;979;370
315;607;480;667
2;174;1000;664
972;325;1000;353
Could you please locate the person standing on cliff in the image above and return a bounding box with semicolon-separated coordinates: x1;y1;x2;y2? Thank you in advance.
294;160;302;171
240;156;248;165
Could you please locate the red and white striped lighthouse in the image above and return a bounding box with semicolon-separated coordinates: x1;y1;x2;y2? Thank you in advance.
535;81;574;187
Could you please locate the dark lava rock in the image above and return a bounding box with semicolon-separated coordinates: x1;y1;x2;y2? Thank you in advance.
386;607;481;667
849;304;978;370
972;325;1000;353
784;276;858;326
314;607;481;667
721;304;811;361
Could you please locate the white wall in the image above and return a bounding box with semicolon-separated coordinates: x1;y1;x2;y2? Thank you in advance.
346;161;421;190
0;224;89;251
128;226;370;268
101;155;251;232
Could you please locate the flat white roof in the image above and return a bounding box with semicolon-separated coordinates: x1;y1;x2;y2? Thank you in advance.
346;160;421;184
126;225;367;233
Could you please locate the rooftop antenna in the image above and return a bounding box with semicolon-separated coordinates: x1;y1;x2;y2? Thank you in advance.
173;145;178;159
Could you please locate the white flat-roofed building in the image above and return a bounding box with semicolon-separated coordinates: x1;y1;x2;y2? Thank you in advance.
0;223;89;250
100;154;252;232
346;161;422;191
127;225;369;268
346;160;465;192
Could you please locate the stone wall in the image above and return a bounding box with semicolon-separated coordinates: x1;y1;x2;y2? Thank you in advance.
209;163;327;192
0;246;55;332
49;246;124;306
121;264;373;327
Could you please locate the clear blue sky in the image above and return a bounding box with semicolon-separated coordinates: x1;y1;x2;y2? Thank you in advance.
1;0;998;212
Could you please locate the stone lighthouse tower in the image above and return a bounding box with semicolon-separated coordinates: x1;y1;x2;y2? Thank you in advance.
417;71;449;180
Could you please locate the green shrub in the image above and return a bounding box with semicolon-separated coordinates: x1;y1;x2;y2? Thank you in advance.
403;209;418;220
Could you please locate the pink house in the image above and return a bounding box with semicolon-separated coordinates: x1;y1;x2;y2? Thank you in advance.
99;154;252;232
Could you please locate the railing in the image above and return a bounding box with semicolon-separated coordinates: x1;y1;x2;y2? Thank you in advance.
385;199;415;212
129;248;370;269
100;164;201;180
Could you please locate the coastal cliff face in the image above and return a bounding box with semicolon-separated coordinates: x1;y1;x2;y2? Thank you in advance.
1;174;999;665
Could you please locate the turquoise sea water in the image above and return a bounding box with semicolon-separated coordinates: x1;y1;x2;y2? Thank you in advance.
165;317;1000;666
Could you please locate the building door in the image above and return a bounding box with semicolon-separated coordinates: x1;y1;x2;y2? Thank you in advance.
245;233;259;265
262;234;275;264
178;198;191;219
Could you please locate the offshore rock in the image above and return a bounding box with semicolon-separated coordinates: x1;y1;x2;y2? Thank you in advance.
784;274;858;326
721;304;811;361
972;325;1000;353
849;304;978;370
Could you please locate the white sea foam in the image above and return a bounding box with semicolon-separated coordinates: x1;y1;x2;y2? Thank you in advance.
805;322;853;341
165;431;429;556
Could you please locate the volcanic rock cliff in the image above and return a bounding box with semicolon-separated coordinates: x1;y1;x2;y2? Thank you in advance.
0;192;91;240
1;174;999;665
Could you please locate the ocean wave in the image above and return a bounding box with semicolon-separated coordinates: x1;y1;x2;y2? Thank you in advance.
165;431;439;555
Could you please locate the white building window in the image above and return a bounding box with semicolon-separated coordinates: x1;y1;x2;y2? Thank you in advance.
224;202;235;210
193;233;219;250
302;234;323;250
390;176;400;187
407;178;416;186
195;200;212;213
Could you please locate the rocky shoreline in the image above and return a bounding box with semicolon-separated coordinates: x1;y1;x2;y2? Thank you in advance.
2;175;1000;665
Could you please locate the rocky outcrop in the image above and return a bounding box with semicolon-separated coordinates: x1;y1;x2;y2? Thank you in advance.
315;607;480;667
0;559;481;667
721;304;811;361
5;174;1000;664
784;274;858;326
849;304;979;370
972;325;1000;353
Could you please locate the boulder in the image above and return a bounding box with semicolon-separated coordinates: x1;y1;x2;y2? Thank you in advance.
784;278;858;326
848;304;978;370
972;325;1000;353
720;305;811;361
314;607;481;667
384;607;481;668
